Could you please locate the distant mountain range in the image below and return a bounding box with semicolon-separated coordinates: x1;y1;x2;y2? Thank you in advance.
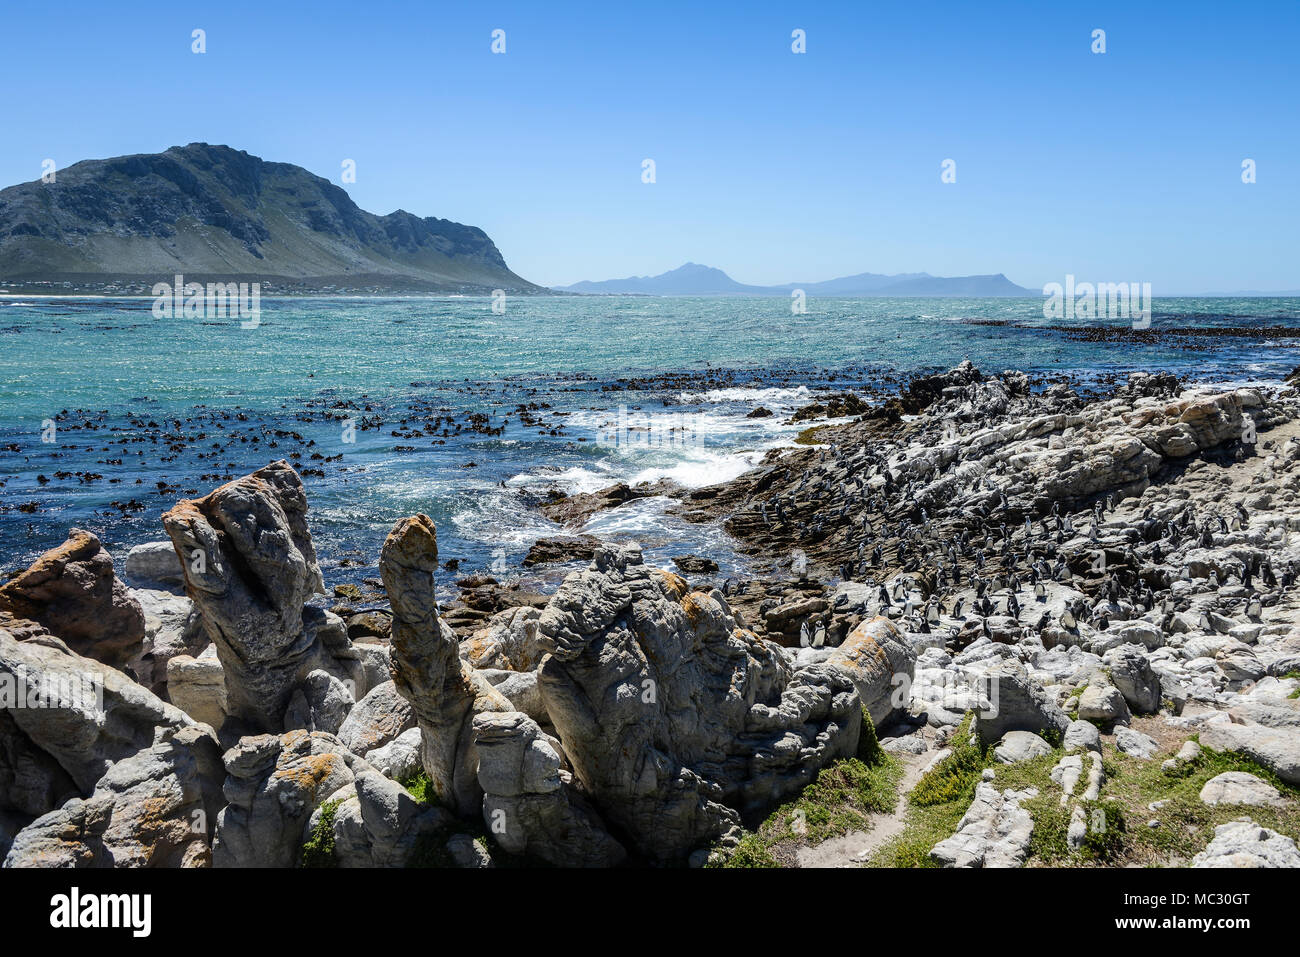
554;262;1035;297
0;144;541;294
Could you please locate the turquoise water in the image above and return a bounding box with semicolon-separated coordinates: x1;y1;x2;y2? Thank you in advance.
2;295;1298;590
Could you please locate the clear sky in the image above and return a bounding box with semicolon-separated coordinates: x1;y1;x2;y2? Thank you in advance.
1;0;1297;292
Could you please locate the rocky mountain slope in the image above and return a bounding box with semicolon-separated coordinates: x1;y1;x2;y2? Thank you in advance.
0;143;541;295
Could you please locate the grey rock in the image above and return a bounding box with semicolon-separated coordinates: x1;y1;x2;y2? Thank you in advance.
1199;772;1285;808
993;731;1053;764
337;681;415;757
123;541;185;589
283;669;354;736
1114;727;1159;759
930;783;1037;868
973;658;1070;743
1192;819;1300;868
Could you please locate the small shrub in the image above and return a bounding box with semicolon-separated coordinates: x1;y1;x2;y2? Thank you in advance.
300;799;342;868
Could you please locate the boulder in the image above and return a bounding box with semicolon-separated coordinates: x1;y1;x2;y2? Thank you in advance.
1199;772;1285;808
993;731;1053;764
1200;721;1300;786
535;545;861;863
1104;644;1161;714
1192;819;1300;868
166;647;227;730
824;616;916;726
3;726;224;868
473;710;625;867
161;461;358;734
973;658;1070;743
0;529;144;670
1114;727;1159;759
336;681;416;757
284;670;355;736
323;770;452;867
123;541;185;589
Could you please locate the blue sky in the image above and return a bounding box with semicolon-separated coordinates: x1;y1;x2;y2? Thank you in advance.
1;0;1297;292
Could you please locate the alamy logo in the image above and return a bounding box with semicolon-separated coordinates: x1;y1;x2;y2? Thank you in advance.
0;665;103;712
1043;275;1151;329
596;405;702;448
50;888;151;937
152;274;261;328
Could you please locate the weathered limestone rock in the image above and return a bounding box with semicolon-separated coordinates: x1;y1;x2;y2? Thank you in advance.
0;625;200;794
473;710;625;867
336;681;415;757
283;669;354;736
993;730;1053;764
1200;721;1300;786
380;514;511;815
461;606;547;672
974;658;1070;743
211;729;364;868
824;616;916;726
0;529;144;670
161;461;357;733
3;726;224;868
323;770;452;867
1104;644;1162;715
535;545;861;863
166;647;227;730
1199;772;1285;808
1191;819;1300;868
363;727;422;780
930;782;1037;867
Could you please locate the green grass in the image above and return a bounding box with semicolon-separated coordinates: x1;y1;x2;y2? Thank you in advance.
711;710;903;866
793;425;828;446
400;769;436;806
300;798;342;868
868;713;991;867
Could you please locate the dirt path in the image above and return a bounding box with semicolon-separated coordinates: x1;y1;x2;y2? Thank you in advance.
794;749;931;868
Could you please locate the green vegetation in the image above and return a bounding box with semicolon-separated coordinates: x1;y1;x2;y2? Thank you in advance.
793;425;829;446
300;798;342;868
868;712;989;867
400;769;436;806
712;709;903;866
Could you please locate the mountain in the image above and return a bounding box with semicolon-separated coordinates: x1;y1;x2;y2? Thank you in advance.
0;143;541;294
554;263;1034;297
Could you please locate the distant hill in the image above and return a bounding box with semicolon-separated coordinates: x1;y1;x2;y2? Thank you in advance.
0;143;541;295
554;263;1034;297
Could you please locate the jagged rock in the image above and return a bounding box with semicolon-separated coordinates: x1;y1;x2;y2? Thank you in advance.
535;545;861;863
0;625;200;793
1192;819;1300;868
1199;772;1285;808
824;616;916;726
930;783;1037;867
336;681;415;756
993;731;1053;764
322;771;452;867
3;726;224;868
123;541;185;589
445;832;493;868
974;658;1070;743
380;514;511;815
166;647;227;730
128;587;205;696
0;529;144;670
0;709;78;819
1104;644;1162;714
522;534;602;567
284;670;355;735
211;729;366;867
474;710;625;867
460;606;547;672
364;727;422;781
161;461;359;734
480;669;549;726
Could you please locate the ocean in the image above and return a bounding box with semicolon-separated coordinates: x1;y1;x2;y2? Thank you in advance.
2;294;1298;594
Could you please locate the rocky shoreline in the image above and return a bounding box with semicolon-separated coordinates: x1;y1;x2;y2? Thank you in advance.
2;362;1299;868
